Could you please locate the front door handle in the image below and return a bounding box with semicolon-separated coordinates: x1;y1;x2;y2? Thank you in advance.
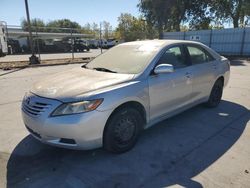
185;72;191;78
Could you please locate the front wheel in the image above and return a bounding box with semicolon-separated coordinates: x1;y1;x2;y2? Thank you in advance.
205;79;223;108
103;107;144;153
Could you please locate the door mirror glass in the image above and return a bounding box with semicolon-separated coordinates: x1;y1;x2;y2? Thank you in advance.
154;64;174;74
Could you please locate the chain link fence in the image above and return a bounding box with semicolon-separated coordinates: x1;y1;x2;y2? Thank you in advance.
2;24;250;62
2;25;120;62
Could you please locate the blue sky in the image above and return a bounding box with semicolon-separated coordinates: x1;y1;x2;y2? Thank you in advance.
0;0;140;28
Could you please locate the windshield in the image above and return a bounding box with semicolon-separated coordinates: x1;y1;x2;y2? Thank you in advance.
86;42;162;74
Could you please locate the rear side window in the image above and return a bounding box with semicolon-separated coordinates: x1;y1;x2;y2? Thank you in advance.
158;46;187;69
187;45;214;65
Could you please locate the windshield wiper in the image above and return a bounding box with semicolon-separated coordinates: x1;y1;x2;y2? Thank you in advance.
93;67;117;73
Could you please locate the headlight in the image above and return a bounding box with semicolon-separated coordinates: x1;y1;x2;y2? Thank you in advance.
51;99;103;116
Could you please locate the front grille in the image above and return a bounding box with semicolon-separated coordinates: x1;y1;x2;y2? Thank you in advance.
22;96;51;116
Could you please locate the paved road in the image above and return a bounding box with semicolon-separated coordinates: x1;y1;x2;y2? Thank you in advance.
0;49;105;62
0;60;249;187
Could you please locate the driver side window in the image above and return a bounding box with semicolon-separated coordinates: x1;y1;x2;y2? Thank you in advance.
158;46;187;69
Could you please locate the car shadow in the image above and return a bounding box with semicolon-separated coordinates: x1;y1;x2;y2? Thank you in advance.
230;60;247;66
7;100;249;188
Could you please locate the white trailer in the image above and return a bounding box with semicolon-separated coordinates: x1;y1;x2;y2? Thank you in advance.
0;21;8;57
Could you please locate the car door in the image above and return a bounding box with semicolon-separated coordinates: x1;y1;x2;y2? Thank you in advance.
185;44;217;102
148;45;193;120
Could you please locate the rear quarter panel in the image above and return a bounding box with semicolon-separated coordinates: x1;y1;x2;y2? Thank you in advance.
216;57;230;87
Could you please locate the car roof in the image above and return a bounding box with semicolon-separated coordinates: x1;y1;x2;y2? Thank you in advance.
119;39;221;60
119;39;203;47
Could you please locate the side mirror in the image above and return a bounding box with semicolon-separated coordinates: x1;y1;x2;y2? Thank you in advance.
154;64;174;74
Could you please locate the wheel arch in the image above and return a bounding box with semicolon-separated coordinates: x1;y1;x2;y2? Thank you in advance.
106;101;147;126
216;76;224;86
102;101;147;143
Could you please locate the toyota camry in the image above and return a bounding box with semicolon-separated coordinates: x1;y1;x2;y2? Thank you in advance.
22;40;230;153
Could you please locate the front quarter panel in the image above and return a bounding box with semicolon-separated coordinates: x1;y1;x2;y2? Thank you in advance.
82;80;150;122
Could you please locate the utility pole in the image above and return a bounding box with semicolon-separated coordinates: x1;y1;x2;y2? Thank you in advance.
100;22;102;54
71;28;74;60
24;0;39;64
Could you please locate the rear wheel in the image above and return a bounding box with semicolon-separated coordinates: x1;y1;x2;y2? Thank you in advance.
0;49;6;57
206;79;223;108
103;107;143;153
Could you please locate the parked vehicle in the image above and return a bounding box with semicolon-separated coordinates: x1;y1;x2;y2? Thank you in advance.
53;39;71;53
7;38;22;54
106;38;119;48
0;21;8;57
99;38;119;49
87;39;99;49
20;38;89;54
73;39;90;52
22;40;230;153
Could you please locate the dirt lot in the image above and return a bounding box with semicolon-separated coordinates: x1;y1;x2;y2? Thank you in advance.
0;59;249;188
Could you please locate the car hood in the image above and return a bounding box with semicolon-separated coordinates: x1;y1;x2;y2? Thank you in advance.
31;67;135;101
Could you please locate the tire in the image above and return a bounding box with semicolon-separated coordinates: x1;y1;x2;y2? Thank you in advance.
0;49;6;57
103;107;144;153
205;79;223;108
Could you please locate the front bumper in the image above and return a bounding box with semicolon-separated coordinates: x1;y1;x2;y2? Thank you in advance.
21;94;112;150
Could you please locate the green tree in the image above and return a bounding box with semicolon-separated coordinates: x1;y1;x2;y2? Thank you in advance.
81;22;99;37
186;0;213;30
102;21;112;39
21;18;46;32
138;0;210;35
91;22;100;37
116;13;150;41
169;0;190;31
240;1;250;26
46;19;81;32
138;0;173;37
82;23;94;34
210;0;250;28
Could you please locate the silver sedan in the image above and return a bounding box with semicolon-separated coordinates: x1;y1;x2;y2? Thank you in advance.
22;40;230;153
